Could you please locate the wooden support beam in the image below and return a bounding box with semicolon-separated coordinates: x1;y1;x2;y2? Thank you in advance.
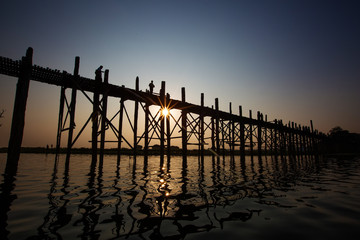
215;98;220;154
181;87;187;159
166;93;171;159
7;47;33;172
230;103;235;156
221;114;225;157
66;57;79;161
200;93;205;159
56;85;66;155
264;114;267;155
306;126;311;155
133;77;139;156
310;120;315;154
92;65;102;163
300;126;305;156
288;121;292;155
117;99;124;160
160;81;165;161
211;106;215;152
274;119;278;157
249;110;253;157
239;106;245;161
280;120;286;158
144;101;149;157
100;69;109;162
295;123;299;156
291;122;295;156
257;111;262;157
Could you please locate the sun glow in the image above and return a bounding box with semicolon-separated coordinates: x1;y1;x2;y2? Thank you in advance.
162;107;169;117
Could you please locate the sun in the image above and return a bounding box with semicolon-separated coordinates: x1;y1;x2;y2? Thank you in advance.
162;107;169;117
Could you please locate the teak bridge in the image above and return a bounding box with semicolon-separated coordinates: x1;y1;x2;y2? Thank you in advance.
1;48;323;171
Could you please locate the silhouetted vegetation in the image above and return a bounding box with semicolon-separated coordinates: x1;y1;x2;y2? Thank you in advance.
323;126;360;155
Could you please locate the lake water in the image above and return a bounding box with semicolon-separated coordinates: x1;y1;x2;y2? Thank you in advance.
1;153;360;239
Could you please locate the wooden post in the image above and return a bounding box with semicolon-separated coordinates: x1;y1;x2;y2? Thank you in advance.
144;101;149;157
211;106;215;152
230;102;235;156
200;93;205;159
295;123;299;156
166;93;171;159
310;120;315;154
92;65;101;163
274;120;278;157
257;111;262;157
160;81;165;161
249;110;253;157
270;120;274;155
134;77;139;156
117;99;124;159
299;124;303;157
181;87;187;160
291;122;295;156
280;120;286;158
215;98;220;154
56;84;66;155
100;69;109;162
7;47;33;172
307;126;312;155
264;114;267;155
288;121;292;155
66;57;79;161
221;115;225;157
239;106;245;161
301;126;306;156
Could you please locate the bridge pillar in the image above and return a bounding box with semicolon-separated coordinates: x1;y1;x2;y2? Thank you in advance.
166;93;171;160
211;106;215;152
257;111;262;158
264;114;268;155
249;110;253;157
144;101;149;158
92;65;102;165
66;57;79;163
230;102;234;156
200;93;205;159
215;98;220;154
239;106;245;162
181;87;187;161
100;69;109;163
160;81;166;164
56;84;66;156
7;47;32;173
117;98;124;162
134;77;139;156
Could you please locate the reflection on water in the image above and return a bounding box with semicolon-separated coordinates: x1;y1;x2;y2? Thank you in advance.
1;154;360;239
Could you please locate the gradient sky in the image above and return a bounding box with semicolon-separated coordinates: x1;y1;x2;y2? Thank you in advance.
0;0;359;148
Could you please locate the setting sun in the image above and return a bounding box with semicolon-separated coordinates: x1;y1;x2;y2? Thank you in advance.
162;107;169;117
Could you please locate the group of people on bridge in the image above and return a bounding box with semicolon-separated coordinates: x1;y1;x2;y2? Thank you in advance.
96;66;156;94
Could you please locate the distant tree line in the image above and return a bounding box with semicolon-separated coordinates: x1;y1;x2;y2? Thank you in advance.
322;126;360;155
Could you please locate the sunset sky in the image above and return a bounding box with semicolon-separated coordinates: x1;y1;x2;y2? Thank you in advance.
0;0;359;148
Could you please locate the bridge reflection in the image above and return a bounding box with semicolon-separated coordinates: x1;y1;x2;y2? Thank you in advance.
1;154;322;239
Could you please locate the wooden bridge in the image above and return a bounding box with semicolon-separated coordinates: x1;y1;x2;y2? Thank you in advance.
1;48;323;172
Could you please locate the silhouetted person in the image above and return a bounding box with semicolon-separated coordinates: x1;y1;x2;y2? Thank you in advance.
95;65;103;80
149;80;155;94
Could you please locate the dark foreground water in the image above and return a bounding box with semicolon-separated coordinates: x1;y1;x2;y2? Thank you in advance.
1;153;360;239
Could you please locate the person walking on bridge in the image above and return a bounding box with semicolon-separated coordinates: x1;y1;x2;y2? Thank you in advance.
149;80;155;94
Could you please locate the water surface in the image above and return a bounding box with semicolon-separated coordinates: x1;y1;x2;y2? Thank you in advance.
1;153;360;239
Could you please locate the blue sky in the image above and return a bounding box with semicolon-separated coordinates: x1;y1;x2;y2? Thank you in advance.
0;0;359;147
